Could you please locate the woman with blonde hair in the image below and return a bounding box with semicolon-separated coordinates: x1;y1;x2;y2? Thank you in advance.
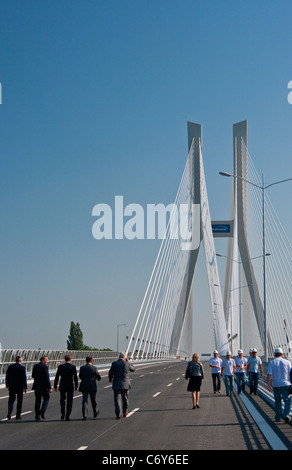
185;353;204;409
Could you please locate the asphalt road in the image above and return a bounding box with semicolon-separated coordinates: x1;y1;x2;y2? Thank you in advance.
0;360;290;453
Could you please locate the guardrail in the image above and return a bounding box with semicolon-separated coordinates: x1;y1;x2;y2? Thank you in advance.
0;349;177;385
0;349;120;385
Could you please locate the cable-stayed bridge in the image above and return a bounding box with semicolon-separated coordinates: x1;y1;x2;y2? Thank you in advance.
1;121;292;451
126;120;292;362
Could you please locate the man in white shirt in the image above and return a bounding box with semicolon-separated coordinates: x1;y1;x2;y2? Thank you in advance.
267;347;292;423
234;349;248;394
221;351;236;397
209;350;222;394
246;348;263;395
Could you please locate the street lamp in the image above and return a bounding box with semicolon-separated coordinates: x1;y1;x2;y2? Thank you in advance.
216;252;271;350
214;282;251;355
219;171;292;362
117;323;126;354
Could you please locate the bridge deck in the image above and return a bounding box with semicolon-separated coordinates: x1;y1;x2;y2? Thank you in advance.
0;361;291;451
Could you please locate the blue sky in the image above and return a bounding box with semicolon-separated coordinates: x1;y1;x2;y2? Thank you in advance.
1;1;291;353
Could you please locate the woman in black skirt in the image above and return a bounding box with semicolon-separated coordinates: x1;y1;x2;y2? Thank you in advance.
185;353;204;409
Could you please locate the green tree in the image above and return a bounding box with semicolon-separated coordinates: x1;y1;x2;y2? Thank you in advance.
66;321;113;351
67;321;84;350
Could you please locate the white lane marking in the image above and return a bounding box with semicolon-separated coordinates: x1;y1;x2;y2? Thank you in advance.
0;390;34;400
77;446;88;450
153;392;161;397
104;385;112;389
167;383;172;387
126;408;140;418
1;410;32;421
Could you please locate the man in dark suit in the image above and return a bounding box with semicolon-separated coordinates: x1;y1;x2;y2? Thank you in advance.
54;354;78;421
79;356;101;420
32;356;52;421
108;352;135;419
5;355;28;420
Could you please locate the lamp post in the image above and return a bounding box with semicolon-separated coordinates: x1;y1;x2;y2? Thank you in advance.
214;283;251;355
117;323;126;354
219;171;292;362
216;252;271;350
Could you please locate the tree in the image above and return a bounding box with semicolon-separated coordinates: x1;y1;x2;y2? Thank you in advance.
66;321;113;351
67;321;84;350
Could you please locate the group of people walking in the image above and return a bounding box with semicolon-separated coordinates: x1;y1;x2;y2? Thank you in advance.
5;352;135;422
185;347;292;424
208;348;263;397
5;348;292;425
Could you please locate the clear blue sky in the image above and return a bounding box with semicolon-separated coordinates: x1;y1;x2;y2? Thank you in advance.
1;1;291;353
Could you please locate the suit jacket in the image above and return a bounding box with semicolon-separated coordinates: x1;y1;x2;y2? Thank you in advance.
32;362;52;393
108;358;135;390
54;362;78;391
79;363;101;392
5;362;27;392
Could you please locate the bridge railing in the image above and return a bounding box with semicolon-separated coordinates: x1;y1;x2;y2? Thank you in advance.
0;348;176;385
0;349;120;384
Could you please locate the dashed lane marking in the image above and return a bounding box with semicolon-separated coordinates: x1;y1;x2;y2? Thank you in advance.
126;408;140;418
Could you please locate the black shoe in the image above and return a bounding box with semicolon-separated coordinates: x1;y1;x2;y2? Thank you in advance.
196;404;200;408
82;417;87;421
94;410;99;418
7;414;11;420
61;415;65;420
41;413;45;419
285;417;290;424
16;416;22;420
65;417;71;421
35;416;40;421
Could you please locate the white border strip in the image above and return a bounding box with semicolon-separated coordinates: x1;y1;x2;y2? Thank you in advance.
235;384;288;450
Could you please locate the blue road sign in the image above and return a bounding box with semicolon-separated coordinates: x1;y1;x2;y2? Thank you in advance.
212;223;231;234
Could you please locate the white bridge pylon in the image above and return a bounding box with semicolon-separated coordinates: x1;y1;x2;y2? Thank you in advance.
126;121;292;360
126;122;229;359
